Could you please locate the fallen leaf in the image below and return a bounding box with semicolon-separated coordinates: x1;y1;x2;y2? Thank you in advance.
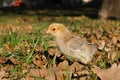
45;67;60;80
47;48;55;56
33;54;48;68
57;60;68;71
112;36;117;44
26;77;34;80
26;69;48;79
33;59;47;68
104;47;110;52
45;73;55;80
108;52;117;60
19;25;33;34
55;71;64;80
68;62;84;72
77;70;89;76
98;40;105;50
92;63;120;80
0;56;6;64
4;44;12;52
0;68;8;79
7;57;20;65
79;76;86;80
20;77;26;80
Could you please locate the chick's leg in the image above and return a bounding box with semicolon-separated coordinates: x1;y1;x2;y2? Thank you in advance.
53;50;57;67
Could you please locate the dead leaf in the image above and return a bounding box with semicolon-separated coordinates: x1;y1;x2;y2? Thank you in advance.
34;45;43;52
0;56;6;64
39;69;48;78
77;70;89;76
0;68;9;79
45;67;60;80
48;41;57;47
112;36;117;44
33;59;47;68
7;57;20;64
108;52;117;60
19;25;33;34
20;77;27;80
68;62;84;72
98;40;105;50
79;76;86;80
92;63;120;80
55;71;64;80
26;77;34;80
57;60;68;71
47;48;55;56
26;69;48;79
45;73;55;80
4;44;12;52
104;47;110;52
96;32;102;39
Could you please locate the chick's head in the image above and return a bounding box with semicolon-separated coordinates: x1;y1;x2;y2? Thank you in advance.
47;23;68;37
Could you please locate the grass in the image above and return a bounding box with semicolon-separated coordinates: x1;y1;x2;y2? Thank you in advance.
0;13;119;80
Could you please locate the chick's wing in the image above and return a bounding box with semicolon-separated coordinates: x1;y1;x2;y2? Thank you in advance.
67;36;93;53
67;37;86;52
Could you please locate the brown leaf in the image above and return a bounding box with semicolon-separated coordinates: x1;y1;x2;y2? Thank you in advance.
116;43;120;49
112;36;117;44
48;41;57;47
45;67;65;80
27;69;40;77
7;57;20;64
96;32;102;39
79;76;86;80
4;44;12;52
55;48;61;57
47;48;55;56
77;70;89;76
98;40;105;50
57;60;68;71
92;63;120;80
20;78;26;80
45;73;55;80
26;77;34;80
68;62;84;72
104;47;110;52
108;52;117;60
0;68;8;79
55;71;64;80
26;25;33;33
39;69;48;78
33;59;47;68
45;67;59;80
19;25;33;34
0;56;6;64
26;69;48;79
34;45;43;52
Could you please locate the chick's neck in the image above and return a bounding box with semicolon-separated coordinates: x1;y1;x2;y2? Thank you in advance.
55;30;72;42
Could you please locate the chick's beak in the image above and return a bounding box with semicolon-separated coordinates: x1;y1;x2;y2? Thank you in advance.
46;30;50;34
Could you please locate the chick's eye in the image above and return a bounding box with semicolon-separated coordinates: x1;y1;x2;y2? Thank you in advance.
53;28;56;31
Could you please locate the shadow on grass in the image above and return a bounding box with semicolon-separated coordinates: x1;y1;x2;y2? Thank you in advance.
0;1;102;19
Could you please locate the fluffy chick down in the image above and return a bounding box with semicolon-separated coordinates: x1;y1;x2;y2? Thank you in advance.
47;23;97;64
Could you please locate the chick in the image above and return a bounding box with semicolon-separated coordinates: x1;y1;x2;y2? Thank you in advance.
47;23;97;64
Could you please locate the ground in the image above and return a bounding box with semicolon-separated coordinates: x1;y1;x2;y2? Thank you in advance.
0;9;119;80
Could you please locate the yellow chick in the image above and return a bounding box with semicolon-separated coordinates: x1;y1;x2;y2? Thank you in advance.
47;23;97;64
